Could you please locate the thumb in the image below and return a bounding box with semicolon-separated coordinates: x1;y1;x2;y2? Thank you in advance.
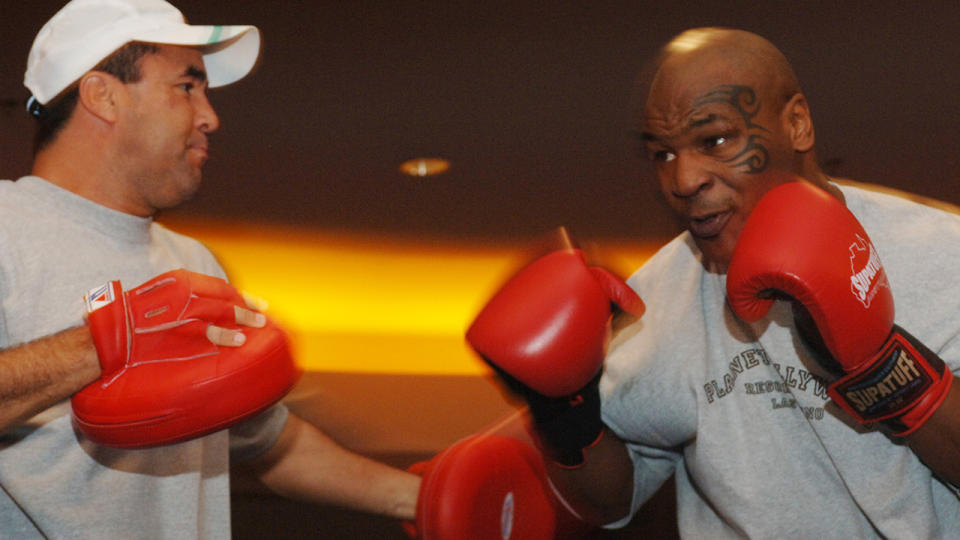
589;267;645;317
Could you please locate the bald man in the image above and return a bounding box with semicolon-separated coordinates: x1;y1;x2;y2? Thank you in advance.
524;28;960;537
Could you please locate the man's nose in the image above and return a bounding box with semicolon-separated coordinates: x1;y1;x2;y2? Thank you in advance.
195;93;220;134
670;152;712;198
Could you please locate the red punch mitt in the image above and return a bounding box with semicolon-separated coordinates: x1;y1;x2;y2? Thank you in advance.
71;269;302;448
404;434;557;540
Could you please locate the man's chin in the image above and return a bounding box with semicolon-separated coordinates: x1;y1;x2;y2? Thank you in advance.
155;179;202;211
693;236;734;274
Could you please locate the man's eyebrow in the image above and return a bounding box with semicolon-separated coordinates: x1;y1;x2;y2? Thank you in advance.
633;112;725;143
688;114;718;129
184;65;208;83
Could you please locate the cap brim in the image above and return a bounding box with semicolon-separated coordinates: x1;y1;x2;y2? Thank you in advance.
134;23;260;88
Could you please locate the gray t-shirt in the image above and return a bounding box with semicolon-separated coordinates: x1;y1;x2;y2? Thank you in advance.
601;183;960;538
0;177;288;539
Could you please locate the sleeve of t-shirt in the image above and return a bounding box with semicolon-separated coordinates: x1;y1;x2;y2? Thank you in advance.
603;443;681;529
228;403;290;464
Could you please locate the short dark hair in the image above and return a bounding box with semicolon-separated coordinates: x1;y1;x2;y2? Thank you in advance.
32;42;159;154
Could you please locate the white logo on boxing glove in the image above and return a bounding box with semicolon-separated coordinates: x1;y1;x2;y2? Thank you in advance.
849;234;887;308
84;282;116;313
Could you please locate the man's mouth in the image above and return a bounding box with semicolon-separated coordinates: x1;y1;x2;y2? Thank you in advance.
688;211;731;239
188;145;209;164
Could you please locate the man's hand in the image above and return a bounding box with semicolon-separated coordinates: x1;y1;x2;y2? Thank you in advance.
727;180;953;436
72;269;302;448
206;302;268;346
466;249;644;467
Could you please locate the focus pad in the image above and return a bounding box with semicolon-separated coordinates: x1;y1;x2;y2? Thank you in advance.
71;318;301;448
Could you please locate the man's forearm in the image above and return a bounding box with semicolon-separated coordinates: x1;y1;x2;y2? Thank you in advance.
0;326;100;431
239;414;421;520
907;382;960;487
545;427;635;526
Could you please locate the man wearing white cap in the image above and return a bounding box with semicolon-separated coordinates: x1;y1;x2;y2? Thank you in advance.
0;0;420;537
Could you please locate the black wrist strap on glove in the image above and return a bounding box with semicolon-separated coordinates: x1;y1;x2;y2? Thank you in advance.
524;373;604;468
487;359;603;468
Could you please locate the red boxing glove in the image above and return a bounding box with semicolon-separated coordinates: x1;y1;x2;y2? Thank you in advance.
467;249;644;466
727;181;953;436
403;434;557;540
72;269;302;448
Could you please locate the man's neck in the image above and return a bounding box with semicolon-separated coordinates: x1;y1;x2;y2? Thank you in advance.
31;141;149;217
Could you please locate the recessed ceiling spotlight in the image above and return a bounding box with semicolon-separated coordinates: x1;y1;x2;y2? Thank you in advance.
400;157;451;177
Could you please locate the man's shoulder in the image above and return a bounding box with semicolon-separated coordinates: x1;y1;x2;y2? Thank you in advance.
839;180;960;222
148;222;226;279
624;232;715;324
839;181;960;249
0;177;74;219
0;178;33;206
0;179;41;234
150;220;202;244
629;232;702;286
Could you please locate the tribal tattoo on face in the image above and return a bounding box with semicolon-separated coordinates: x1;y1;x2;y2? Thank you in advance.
694;85;770;173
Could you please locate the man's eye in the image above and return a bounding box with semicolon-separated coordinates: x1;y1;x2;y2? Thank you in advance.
652;150;676;162
179;83;194;93
703;136;726;149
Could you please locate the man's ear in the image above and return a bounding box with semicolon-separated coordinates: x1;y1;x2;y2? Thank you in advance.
76;72;121;123
783;93;815;153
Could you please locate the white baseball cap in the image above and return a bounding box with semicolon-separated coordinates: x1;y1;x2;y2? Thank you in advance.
24;0;261;105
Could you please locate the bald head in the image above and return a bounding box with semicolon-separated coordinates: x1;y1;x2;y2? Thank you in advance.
648;28;801;121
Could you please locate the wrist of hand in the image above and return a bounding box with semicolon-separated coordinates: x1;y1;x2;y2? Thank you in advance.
828;325;953;436
84;280;128;378
524;373;604;468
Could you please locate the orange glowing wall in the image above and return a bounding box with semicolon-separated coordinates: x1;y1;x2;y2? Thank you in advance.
162;218;656;376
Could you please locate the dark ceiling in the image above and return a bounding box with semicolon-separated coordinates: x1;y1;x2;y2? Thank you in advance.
3;1;960;245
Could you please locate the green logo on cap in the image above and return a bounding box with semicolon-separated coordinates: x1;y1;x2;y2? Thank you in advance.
208;25;223;44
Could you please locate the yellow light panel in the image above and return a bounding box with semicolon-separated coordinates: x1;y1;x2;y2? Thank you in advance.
160;218;656;375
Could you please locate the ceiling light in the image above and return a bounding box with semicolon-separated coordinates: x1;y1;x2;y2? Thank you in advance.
400;157;451;177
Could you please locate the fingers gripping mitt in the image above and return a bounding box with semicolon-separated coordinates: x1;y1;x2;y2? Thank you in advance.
71;269;302;448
